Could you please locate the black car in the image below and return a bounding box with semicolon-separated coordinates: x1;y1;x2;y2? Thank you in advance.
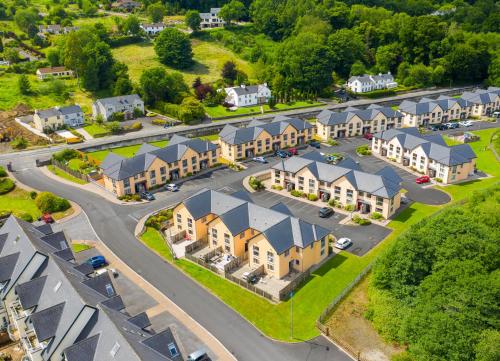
140;191;155;201
319;207;334;218
430;124;447;131
309;141;321;149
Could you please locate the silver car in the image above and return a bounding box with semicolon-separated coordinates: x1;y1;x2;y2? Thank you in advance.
334;237;352;250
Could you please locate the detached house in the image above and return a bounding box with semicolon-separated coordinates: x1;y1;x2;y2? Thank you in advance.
200;8;225;28
101;135;220;196
224;84;272;107
219;116;314;161
0;216;185;361
140;23;167;35
372;127;476;184
347;72;397;93
316;104;403;140
398;96;474;127
36;66;73;80
272;151;402;218
38;25;79;36
33;105;84;131
173;189;331;279
92;94;144;120
460;87;500;117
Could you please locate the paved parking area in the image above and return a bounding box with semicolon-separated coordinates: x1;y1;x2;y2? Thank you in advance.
249;191;391;256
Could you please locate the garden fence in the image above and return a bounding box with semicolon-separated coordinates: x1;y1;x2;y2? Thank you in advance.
52;160;90;182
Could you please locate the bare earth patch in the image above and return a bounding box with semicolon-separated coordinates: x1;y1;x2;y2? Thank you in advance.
324;275;404;361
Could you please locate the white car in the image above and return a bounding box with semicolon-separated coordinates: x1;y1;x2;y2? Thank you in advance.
165;183;179;192
334;237;352;250
459;120;473;127
252;156;268;164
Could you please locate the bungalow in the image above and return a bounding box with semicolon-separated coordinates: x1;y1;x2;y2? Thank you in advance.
347;72;397;93
219;116;314;161
37;24;79;36
271;151;402;219
173;189;331;279
36;66;74;80
140;22;167;35
224;83;272;107
33;105;84;131
101;135;220;196
111;0;141;11
372;127;477;184
200;8;225;28
460;87;500;117
316;104;403;140
92;94;144;121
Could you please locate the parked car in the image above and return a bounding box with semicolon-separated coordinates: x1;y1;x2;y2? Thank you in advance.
319;207;334;218
252;156;268;164
187;350;210;361
275;150;289;158
165;183;179;192
39;213;54;224
140;191;155;201
86;255;106;269
446;122;460;129
459;120;474;127
288;147;298;156
334;237;352;250
415;175;431;184
309;140;321;149
431;124;447;131
363;132;373;140
325;153;343;164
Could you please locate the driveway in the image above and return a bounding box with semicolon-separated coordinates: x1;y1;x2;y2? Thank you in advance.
249;190;392;256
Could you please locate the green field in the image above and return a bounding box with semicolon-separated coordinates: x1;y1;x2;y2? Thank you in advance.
112;39;256;84
87;140;169;161
205;101;322;118
0;187;41;219
83;123;110;137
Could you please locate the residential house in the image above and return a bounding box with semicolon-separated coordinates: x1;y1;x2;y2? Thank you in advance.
33;105;84;131
460;87;500;117
92;94;144;121
37;25;79;36
398;96;474;127
372;127;477;184
271;151;402;218
316;104;403;140
36;66;73;80
200;8;225;28
0;216;185;361
346;72;397;93
111;0;142;11
101;135;220;196
224;84;272;107
173;189;331;279
140;22;167;35
219;116;315;161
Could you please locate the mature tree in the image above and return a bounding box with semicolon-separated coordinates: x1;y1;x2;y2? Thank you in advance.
147;2;165;23
488;52;500;86
375;43;401;74
0;38;3;53
350;61;366;76
113;76;133;96
177;97;205;123
221;60;238;84
47;49;60;67
293;15;331;38
14;8;38;34
4;48;20;64
123;15;141;35
445;42;490;83
403;63;433;87
194;83;215;101
18;74;31;95
328;29;365;79
219;0;246;24
154;28;193;69
185;10;201;31
139;67;188;105
81;0;97;16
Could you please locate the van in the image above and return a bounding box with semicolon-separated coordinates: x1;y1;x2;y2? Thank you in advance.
187;350;209;361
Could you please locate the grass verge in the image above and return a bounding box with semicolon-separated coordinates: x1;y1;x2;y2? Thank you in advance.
86;140;169;161
205;101;322;118
72;242;93;253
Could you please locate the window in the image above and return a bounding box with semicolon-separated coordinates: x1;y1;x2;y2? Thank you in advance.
105;284;115;297
298;176;304;185
308;179;315;189
267;251;274;264
376;197;383;206
123;179;130;188
191;156;197;165
268;263;274;271
168;343;179;357
283;134;288;141
253;245;259;257
334;186;341;195
275;170;281;177
187;218;193;229
160;167;166;175
176;214;181;223
224;233;230;245
346;189;353;199
211;150;217;158
150;170;156;179
182;159;188;167
321;238;326;248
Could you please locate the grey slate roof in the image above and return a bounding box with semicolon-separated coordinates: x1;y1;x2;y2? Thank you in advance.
181;189;330;254
58;105;83;115
317;106;402;126
63;334;99;361
127;312;152;330
219;116;313;145
374;127;477;166
269;202;293;216
461;87;500;105
16;275;47;309
336;157;361;171
94;94;142;108
0;252;20;282
140;327;184;361
30;301;66;341
102;136;218;180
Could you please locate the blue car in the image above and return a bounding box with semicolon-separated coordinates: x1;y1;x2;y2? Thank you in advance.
309;141;321;149
275;150;289;158
86;255;106;269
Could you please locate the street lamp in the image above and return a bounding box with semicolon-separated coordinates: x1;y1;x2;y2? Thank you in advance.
290;291;294;339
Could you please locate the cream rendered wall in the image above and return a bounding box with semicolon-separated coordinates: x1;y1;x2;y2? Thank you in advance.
386;137;405;162
207;218;256;257
173;204;199;240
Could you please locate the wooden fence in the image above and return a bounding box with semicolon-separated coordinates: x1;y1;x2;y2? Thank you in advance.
278;269;312;301
225;273;275;301
185;253;220;274
51;160;90;182
184;239;207;254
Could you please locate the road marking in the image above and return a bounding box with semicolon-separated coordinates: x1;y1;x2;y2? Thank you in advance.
128;214;139;222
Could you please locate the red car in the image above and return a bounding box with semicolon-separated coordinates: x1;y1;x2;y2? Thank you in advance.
415;175;430;184
288;147;298;156
363;133;373;140
40;213;54;224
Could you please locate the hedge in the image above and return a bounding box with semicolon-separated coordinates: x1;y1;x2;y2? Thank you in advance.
0;178;15;194
35;192;70;213
52;149;80;162
0;166;7;177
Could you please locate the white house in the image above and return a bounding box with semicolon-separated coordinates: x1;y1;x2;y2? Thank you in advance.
36;66;74;80
347;72;398;93
37;25;79;36
200;8;225;28
224;84;272;107
32;105;84;131
140;22;167;35
92;94;144;120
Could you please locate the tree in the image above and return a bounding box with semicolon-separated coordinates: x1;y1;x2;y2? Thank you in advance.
350;61;366;76
0;38;3;53
107;121;122;133
154;28;193;69
177;97;205;124
4;48;20;64
185;10;201;31
47;49;60;67
35;192;70;213
375;43;401;74
488;52;500;86
221;61;238;84
81;0;97;16
18;74;31;95
139;67;188;105
113;76;133;96
403;63;433;87
123;15;141;36
445;42;490;83
219;0;247;24
14;8;38;34
327;29;365;78
147;3;165;23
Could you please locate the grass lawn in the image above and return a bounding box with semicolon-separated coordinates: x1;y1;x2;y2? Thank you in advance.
0;187;41;219
47;165;87;185
205;101;322;118
52;206;75;221
83;124;110;138
87;140;170;162
443;135;461;146
72;242;93;253
112;39;255;85
67;158;86;172
198;134;219;141
140;227;173;262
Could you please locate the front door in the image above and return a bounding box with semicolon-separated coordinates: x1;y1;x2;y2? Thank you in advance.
170;170;180;180
272;142;280;151
246;149;254;158
362;126;371;134
422;118;430;126
135;182;146;193
337;130;346;138
297;136;305;145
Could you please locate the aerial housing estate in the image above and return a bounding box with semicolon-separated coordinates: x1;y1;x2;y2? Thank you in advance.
346;72;397;93
372;127;476;184
101;135;219;196
219;116;314;161
173;189;331;279
0;216;185;361
460;87;500;116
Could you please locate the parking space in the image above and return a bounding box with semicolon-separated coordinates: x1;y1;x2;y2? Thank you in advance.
250;191;391;256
